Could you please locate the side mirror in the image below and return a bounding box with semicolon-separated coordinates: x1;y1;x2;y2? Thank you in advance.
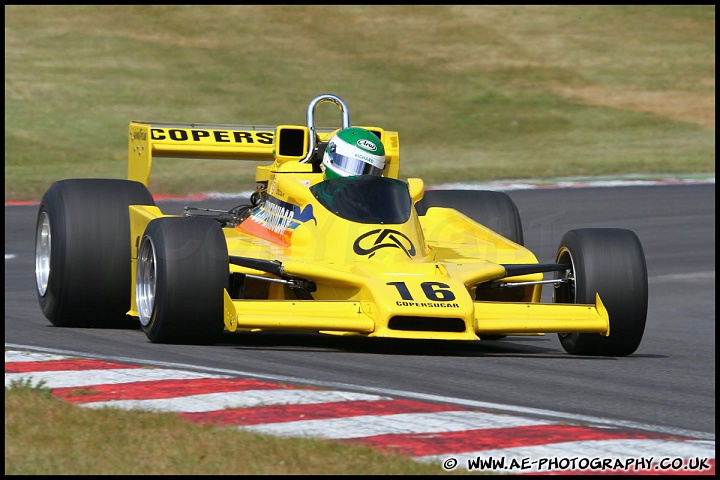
407;177;424;204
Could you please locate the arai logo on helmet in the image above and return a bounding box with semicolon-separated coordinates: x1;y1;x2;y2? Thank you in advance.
356;139;377;152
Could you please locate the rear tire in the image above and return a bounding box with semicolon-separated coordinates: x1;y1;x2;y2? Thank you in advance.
35;179;155;328
554;228;648;356
415;189;524;245
137;216;228;345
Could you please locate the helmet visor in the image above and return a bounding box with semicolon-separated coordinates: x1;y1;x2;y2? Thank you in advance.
327;151;384;177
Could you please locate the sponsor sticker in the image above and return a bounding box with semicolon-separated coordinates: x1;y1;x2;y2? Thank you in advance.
357;139;377;151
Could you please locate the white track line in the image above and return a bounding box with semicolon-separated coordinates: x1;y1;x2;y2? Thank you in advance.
5;351;71;362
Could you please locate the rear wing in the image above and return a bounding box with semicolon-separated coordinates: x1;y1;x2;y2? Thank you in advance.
128;95;400;186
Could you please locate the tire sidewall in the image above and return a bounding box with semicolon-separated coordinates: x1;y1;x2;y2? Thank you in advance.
35;179;155;328
556;228;648;356
141;217;228;344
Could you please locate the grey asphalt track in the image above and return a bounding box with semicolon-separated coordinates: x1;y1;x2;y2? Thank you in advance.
5;183;715;438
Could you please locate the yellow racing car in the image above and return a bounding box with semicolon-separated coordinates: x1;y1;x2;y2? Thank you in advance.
34;94;648;356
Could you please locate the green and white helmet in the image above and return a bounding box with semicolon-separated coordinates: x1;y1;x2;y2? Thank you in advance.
321;127;386;180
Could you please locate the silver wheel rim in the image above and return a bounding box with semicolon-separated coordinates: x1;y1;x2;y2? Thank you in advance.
35;211;51;297
136;236;157;327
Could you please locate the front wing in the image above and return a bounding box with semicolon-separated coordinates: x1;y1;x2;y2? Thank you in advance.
222;292;609;341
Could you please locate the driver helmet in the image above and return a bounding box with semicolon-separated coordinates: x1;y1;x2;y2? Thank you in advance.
321;127;386;180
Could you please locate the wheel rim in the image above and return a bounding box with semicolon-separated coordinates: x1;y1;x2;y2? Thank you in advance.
35;211;51;297
554;247;576;338
136;236;157;327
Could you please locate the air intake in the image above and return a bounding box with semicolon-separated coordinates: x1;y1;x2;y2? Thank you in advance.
388;316;466;333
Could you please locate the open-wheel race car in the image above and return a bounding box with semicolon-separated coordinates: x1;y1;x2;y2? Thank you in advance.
35;94;648;356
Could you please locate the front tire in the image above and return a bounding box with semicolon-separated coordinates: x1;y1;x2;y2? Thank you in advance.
137;216;228;345
35;179;155;328
554;228;648;356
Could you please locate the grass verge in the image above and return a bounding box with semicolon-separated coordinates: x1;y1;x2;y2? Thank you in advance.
5;6;715;202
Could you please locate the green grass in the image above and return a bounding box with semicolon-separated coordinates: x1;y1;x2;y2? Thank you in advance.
4;5;715;201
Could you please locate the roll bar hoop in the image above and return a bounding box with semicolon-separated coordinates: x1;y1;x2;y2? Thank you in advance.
301;94;351;163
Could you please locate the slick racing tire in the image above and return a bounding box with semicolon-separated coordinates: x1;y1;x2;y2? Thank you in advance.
415;190;524;246
136;216;227;345
554;228;648;356
35;179;155;328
